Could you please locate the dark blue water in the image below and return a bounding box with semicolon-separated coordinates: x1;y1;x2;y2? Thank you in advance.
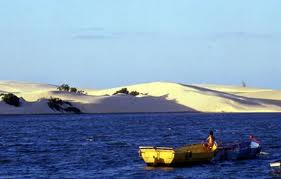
0;113;280;178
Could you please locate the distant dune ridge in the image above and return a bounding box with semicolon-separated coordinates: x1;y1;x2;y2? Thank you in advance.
0;81;281;114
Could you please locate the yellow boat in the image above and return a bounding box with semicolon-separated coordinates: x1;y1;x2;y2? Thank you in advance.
139;143;217;166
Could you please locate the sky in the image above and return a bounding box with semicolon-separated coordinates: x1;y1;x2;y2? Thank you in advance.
0;0;281;89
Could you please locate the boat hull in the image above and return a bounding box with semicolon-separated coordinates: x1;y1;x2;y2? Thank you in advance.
214;141;261;160
139;144;216;166
139;147;175;166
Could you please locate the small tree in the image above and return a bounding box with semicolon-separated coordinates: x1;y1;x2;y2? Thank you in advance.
57;84;70;92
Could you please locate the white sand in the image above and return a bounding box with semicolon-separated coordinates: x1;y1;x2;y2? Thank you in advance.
0;81;281;114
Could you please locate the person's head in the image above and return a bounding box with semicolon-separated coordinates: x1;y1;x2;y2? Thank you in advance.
209;130;214;136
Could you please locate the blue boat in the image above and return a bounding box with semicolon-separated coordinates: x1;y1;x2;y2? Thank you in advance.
214;141;261;160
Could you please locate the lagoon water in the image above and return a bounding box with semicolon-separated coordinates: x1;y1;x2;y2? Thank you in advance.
0;113;280;178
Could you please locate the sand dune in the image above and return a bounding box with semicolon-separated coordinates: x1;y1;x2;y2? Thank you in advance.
0;81;281;114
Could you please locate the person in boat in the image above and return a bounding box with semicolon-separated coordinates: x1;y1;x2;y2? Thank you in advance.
249;135;260;143
204;130;215;150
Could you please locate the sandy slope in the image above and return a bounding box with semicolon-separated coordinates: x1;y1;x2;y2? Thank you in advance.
0;81;281;114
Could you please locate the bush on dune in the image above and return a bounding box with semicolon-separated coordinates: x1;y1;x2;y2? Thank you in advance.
129;91;140;96
70;87;77;93
57;84;70;92
47;97;67;111
47;97;81;114
48;97;66;106
57;84;87;95
1;93;21;107
112;88;141;96
113;88;129;95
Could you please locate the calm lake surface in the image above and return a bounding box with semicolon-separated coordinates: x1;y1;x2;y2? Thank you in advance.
0;113;280;178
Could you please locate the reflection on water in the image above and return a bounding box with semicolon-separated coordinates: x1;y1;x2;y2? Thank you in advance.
144;166;175;171
0;113;280;178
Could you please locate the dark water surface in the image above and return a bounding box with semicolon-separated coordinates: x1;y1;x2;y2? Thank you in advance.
0;113;280;178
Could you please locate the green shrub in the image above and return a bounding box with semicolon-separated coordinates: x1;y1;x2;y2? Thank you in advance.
1;93;20;107
57;84;87;95
129;91;140;96
57;84;70;92
70;87;77;93
112;88;142;96
113;88;129;95
48;97;65;111
47;97;81;113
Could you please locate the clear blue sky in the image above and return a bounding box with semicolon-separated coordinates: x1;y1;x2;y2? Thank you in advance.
1;0;281;88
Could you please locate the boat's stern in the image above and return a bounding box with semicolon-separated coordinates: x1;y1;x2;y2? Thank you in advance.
138;146;175;166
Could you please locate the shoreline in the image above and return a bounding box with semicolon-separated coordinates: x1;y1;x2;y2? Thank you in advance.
1;111;281;117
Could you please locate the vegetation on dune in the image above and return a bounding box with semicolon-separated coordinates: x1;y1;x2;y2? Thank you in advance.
57;84;87;95
47;97;81;114
70;87;77;93
57;84;70;92
113;88;129;95
112;88;144;96
129;91;140;96
0;93;81;113
47;97;68;111
0;93;21;107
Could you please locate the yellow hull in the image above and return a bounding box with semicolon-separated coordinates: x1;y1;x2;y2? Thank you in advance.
139;144;216;166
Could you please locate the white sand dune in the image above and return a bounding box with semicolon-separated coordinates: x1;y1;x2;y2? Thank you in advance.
0;81;281;114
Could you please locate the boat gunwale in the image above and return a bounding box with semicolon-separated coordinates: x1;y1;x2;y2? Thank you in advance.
139;146;174;150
